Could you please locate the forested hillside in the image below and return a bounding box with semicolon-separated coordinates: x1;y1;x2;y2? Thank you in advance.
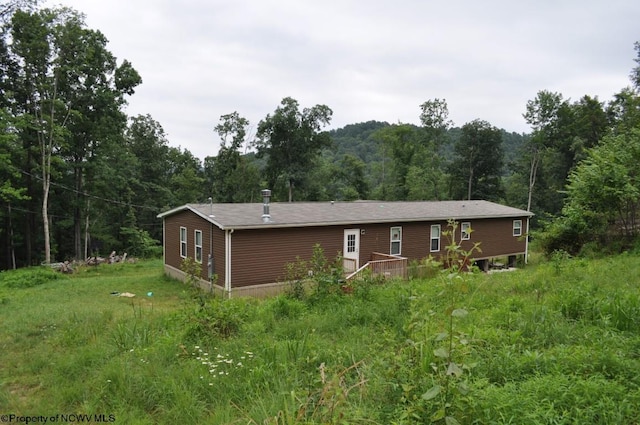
1;2;640;269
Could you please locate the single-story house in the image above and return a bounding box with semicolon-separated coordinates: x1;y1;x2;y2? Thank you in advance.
157;191;533;297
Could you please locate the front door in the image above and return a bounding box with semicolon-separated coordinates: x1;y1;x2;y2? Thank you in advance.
343;229;360;273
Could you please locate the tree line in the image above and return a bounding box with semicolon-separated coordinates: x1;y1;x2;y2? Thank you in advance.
1;3;640;269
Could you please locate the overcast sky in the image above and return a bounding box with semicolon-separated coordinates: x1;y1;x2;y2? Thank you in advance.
46;0;640;160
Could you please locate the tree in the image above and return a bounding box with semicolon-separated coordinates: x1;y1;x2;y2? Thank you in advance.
4;7;140;263
54;17;140;259
206;112;260;203
254;97;333;202
631;41;640;91
541;128;640;254
371;123;422;200
419;98;453;199
448;119;504;201
523;90;565;212
0;0;38;23
0;109;28;269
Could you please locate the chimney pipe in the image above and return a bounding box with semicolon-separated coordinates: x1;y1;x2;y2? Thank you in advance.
261;189;271;223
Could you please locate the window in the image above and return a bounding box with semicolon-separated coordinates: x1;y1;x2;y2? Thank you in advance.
430;224;441;252
513;220;522;237
180;227;187;258
194;230;203;263
390;226;402;255
461;222;471;241
346;233;357;253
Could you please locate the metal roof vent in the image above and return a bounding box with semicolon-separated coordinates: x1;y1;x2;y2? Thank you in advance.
208;197;215;217
261;189;272;223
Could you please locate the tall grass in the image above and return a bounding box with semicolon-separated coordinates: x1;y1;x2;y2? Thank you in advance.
1;255;640;423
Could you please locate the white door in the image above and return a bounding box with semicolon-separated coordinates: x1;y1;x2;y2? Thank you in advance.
343;229;360;272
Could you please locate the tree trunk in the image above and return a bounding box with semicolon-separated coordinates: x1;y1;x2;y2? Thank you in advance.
467;167;473;200
42;174;51;264
527;149;540;212
8;202;16;269
84;202;90;260
74;165;83;259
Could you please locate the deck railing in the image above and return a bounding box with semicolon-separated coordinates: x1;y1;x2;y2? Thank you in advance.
345;252;408;281
343;257;357;273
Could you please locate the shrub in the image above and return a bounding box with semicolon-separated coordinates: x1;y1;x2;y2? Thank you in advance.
180;298;250;342
0;267;64;288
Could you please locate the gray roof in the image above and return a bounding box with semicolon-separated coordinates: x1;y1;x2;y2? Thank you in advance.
158;200;533;230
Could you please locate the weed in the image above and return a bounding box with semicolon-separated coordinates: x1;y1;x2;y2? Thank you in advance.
0;266;64;288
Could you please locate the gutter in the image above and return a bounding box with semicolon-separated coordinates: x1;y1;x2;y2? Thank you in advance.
224;228;234;298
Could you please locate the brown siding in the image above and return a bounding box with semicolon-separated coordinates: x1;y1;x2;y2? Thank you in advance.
230;226;346;288
164;211;528;288
455;217;528;259
163;211;226;283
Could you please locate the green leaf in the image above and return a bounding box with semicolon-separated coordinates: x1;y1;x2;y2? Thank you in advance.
435;332;449;342
457;381;470;395
434;347;449;358
451;308;469;318
445;416;462;425
431;408;446;421
447;362;464;377
421;385;441;400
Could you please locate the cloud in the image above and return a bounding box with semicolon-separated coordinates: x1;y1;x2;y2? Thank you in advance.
46;0;640;160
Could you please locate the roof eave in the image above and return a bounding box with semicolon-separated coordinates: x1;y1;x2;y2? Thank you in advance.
224;212;534;230
157;204;225;229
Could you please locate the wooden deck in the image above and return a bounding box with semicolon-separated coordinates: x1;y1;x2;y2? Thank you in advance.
345;252;408;281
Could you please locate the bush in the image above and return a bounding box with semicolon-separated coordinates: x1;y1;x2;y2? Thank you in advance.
180;298;250;342
0;267;63;288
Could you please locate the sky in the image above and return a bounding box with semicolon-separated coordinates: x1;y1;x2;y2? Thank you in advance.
45;0;640;160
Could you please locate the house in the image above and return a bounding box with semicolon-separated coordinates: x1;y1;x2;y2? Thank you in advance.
157;191;533;297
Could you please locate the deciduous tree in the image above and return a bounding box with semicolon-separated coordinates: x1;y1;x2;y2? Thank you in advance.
254;97;332;202
449;119;504;201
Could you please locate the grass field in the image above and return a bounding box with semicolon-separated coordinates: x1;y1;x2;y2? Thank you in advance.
1;255;640;424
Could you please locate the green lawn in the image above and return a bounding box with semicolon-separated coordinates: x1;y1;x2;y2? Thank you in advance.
1;255;640;424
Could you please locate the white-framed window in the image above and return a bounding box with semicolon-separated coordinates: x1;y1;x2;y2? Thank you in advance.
430;224;441;252
180;226;187;258
513;219;522;237
390;226;402;255
194;230;203;263
461;222;471;241
346;233;357;254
